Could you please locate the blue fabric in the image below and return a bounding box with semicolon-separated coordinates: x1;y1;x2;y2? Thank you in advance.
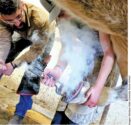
15;95;33;117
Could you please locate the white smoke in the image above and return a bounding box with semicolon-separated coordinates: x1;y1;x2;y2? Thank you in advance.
57;19;103;96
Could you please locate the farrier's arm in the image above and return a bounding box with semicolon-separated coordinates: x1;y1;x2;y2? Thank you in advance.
12;26;49;66
84;32;115;107
94;32;115;90
12;8;55;67
0;26;11;63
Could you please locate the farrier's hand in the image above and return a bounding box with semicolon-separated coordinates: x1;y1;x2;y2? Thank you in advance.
0;61;7;77
41;66;63;87
83;85;103;108
4;63;14;76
